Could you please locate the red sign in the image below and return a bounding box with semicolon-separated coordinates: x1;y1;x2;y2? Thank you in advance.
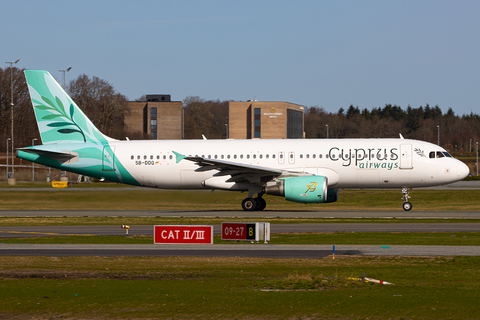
154;225;213;244
221;222;256;241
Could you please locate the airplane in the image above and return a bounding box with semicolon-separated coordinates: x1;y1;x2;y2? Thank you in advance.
18;70;470;211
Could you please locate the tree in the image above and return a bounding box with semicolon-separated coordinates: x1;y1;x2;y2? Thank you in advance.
68;75;127;139
0;67;37;151
183;96;229;139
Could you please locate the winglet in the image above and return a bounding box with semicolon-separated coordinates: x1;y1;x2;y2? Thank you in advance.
399;133;404;139
172;151;186;163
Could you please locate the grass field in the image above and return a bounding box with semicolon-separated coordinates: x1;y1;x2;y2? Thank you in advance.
1;232;480;246
1;256;480;319
1;185;479;319
1;184;480;211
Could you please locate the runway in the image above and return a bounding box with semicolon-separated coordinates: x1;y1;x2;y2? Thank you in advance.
1;207;479;258
0;244;479;257
1;209;480;218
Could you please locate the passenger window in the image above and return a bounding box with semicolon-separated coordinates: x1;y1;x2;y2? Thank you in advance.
215;155;218;159
221;155;224;159
227;155;230;159
326;154;329;159
163;155;166;160
144;155;147;160
272;154;276;159
169;155;172;160
208;155;211;158
280;154;283;159
131;155;134;160
300;154;303;159
157;155;160;159
137;155;140;160
247;155;250;159
234;155;237;159
240;154;243;159
253;154;256;159
266;154;269;159
306;154;309;159
312;154;316;159
259;154;263;159
150;155;153;160
319;154;322;159
290;154;293;159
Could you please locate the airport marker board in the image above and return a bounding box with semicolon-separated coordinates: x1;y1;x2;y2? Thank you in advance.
221;222;270;242
154;225;213;244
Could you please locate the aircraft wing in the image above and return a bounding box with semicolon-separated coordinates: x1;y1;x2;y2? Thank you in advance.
173;151;306;183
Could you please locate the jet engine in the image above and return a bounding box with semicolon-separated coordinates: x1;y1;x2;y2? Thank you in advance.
265;176;339;204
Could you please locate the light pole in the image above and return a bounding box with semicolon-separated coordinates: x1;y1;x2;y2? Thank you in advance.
437;125;440;146
31;138;37;182
6;138;11;180
476;142;478;176
6;59;20;179
225;123;228;139
326;124;329;139
59;67;72;89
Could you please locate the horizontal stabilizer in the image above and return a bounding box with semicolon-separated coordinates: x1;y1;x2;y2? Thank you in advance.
17;148;78;164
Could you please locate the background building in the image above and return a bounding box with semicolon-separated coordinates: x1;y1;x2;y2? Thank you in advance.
228;101;304;139
125;95;183;140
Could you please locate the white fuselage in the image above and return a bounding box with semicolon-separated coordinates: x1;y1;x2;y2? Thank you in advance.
109;138;469;190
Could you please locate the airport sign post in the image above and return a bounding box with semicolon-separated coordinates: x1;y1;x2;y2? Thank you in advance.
154;225;213;244
221;222;270;243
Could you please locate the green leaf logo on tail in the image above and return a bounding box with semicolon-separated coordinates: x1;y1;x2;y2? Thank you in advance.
36;96;86;142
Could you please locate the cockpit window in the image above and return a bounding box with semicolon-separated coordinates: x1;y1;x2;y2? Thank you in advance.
430;151;451;158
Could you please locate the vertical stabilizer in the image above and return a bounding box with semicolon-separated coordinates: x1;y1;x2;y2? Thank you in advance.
24;70;113;145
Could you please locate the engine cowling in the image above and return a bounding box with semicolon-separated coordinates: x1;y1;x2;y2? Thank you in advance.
265;176;339;204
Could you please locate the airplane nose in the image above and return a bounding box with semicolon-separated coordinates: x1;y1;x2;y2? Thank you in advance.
457;161;470;179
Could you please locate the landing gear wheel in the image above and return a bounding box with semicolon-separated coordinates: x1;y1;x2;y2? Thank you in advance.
403;201;413;211
254;197;267;211
242;198;256;211
401;187;412;211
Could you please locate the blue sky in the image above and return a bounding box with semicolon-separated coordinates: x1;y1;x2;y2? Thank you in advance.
2;0;479;115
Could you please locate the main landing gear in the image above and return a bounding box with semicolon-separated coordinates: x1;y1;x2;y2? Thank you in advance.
401;188;412;211
242;195;267;211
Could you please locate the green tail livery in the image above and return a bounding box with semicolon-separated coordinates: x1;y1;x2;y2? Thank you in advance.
18;70;139;185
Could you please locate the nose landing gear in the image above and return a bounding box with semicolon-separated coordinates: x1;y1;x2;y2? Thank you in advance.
401;188;412;211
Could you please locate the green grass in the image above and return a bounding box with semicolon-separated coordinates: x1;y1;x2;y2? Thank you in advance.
0;188;480;210
2;216;480;227
1;232;480;246
1;256;480;319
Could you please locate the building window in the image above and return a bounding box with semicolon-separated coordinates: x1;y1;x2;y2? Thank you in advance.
150;131;157;139
254;108;261;138
151;107;157;118
150;119;157;130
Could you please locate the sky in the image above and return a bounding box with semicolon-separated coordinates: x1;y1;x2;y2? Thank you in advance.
2;0;479;115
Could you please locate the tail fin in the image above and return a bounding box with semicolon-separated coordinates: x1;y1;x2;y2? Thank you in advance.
24;70;113;145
